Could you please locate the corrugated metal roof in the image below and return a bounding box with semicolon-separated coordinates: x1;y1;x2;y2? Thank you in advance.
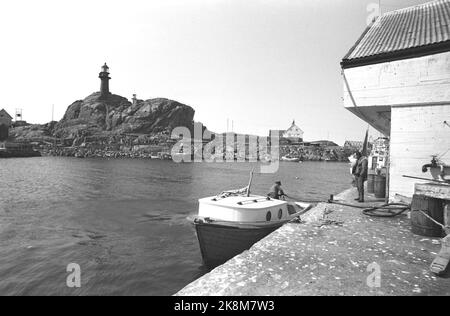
342;0;450;67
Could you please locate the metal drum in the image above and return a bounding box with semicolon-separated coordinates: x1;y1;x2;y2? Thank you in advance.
367;174;375;194
374;175;386;199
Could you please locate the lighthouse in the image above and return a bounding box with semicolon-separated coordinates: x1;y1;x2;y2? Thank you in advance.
99;63;111;99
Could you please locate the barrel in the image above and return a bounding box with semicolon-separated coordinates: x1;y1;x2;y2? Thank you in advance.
367;174;375;194
374;175;386;198
411;194;445;237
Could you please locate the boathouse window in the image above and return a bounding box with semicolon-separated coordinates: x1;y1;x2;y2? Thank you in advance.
278;209;283;219
266;211;272;222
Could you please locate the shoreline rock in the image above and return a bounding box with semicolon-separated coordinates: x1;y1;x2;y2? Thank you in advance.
9;92;354;163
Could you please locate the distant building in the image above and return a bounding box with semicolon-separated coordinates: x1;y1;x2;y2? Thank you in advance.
344;140;364;149
15;109;23;122
341;0;450;200
270;121;304;144
282;120;304;142
0;109;12;142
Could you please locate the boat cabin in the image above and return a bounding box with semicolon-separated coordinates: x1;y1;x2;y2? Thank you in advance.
198;195;302;224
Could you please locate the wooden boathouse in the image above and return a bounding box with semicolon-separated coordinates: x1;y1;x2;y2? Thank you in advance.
0;108;12;142
341;0;450;200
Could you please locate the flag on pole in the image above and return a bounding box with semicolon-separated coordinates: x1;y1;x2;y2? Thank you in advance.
361;127;369;157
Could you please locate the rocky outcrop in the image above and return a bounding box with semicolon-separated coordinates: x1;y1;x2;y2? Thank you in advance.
280;144;354;162
53;92;196;139
10;121;57;142
8;92;199;157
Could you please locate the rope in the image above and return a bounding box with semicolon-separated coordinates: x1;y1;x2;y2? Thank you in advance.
284;195;324;204
361;203;410;218
414;210;447;230
327;200;411;218
288;197;410;218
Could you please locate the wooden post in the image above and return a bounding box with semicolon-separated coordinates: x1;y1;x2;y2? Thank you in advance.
385;155;390;203
445;203;450;235
247;168;255;197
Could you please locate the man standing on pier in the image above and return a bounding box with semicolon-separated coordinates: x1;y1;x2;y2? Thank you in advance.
354;151;368;203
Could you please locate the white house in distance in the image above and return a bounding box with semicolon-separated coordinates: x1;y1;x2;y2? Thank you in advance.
282;120;304;142
269;120;304;143
341;0;450;200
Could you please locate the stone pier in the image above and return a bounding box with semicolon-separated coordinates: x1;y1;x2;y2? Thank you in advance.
176;188;450;296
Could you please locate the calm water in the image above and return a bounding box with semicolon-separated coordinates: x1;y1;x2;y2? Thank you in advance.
0;157;350;295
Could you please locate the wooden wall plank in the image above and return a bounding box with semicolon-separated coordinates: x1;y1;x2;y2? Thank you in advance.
344;52;450;108
389;105;450;199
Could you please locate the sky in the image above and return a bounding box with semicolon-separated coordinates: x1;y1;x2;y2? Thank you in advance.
0;0;431;145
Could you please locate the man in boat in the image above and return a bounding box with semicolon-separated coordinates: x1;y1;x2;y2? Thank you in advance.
268;181;286;200
353;151;368;203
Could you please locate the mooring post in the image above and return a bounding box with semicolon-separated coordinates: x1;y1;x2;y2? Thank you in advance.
445;203;450;235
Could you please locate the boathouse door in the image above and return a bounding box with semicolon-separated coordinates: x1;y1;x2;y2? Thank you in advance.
0;124;9;141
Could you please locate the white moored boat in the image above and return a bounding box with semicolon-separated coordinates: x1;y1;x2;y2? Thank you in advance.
192;193;312;267
281;156;301;163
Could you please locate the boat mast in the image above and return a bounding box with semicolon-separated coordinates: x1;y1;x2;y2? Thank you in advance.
247;168;255;197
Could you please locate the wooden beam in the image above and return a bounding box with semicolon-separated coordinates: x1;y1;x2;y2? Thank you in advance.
415;183;450;201
445;204;450;232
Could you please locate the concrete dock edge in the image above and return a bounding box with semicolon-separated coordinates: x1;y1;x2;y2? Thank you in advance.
176;187;450;296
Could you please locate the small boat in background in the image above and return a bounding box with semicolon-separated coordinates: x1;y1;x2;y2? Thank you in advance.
281;155;301;162
192;186;312;267
157;152;172;160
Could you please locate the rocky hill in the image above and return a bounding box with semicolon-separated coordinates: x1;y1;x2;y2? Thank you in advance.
11;92;196;142
53;92;195;139
10;122;56;143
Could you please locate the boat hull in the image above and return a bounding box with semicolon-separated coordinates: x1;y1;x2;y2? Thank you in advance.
194;221;283;268
281;157;301;162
